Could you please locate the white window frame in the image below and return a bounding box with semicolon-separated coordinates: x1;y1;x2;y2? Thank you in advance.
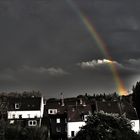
48;109;57;114
15;103;20;109
56;118;60;123
84;115;88;121
28;120;37;126
10;120;14;124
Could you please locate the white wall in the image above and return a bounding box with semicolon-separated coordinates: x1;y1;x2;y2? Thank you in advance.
8;96;44;120
67;122;86;138
40;97;44;118
8;110;43;119
131;120;140;133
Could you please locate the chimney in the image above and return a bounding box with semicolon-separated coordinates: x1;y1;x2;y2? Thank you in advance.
83;101;86;107
61;93;64;106
80;98;83;105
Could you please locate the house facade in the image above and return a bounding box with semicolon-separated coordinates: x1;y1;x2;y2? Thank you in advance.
67;99;92;139
7;95;44;127
43;99;67;140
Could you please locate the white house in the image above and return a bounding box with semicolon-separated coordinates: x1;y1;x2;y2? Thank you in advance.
67;104;92;138
7;95;44;127
131;120;140;133
67;121;85;138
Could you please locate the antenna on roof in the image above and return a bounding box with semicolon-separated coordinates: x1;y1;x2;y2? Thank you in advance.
60;92;64;106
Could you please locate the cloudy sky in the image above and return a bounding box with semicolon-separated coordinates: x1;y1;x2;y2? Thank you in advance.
0;0;140;98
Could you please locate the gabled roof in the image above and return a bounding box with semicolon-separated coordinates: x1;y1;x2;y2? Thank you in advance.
67;104;92;122
8;96;42;111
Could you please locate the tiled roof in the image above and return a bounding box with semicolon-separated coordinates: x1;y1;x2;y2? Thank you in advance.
67;105;92;122
8;96;41;111
96;101;121;115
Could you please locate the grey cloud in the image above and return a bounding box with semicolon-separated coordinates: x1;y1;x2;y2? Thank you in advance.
128;59;140;66
18;65;69;77
46;67;69;76
78;59;124;70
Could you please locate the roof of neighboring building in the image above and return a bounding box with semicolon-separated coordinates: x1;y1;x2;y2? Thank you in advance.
96;101;121;115
120;101;138;120
8;96;42;111
96;101;138;120
0;96;8;112
67;104;92;122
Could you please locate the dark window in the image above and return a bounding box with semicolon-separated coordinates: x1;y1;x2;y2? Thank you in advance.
19;115;22;119
13;114;15;118
71;131;75;137
28;120;37;126
33;121;36;125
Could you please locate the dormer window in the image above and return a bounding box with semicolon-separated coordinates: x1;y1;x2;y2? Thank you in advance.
48;109;57;114
15;103;20;109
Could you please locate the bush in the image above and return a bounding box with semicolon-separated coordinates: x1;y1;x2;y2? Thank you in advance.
73;112;140;140
4;125;48;140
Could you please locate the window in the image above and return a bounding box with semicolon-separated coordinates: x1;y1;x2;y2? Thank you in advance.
28;114;30;118
12;114;15;119
48;109;57;114
19;115;22;119
15;103;20;109
131;121;135;127
56;126;61;132
84;115;88;121
56;118;60;123
10;120;14;124
28;120;37;126
71;131;75;137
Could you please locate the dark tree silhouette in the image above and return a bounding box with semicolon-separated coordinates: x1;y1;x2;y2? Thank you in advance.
73;112;140;140
132;81;140;119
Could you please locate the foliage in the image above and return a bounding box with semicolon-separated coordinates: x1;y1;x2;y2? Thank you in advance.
0;121;48;140
73;112;140;140
132;81;140;119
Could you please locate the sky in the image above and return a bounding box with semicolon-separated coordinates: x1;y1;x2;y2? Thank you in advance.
0;0;140;98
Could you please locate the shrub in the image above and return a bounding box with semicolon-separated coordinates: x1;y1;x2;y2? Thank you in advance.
3;124;48;140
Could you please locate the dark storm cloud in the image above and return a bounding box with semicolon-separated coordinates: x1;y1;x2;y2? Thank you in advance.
0;0;139;97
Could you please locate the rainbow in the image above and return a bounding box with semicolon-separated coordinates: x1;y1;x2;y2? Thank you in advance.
66;0;128;96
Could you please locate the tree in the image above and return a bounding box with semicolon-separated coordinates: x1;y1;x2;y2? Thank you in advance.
132;81;140;119
73;112;140;140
